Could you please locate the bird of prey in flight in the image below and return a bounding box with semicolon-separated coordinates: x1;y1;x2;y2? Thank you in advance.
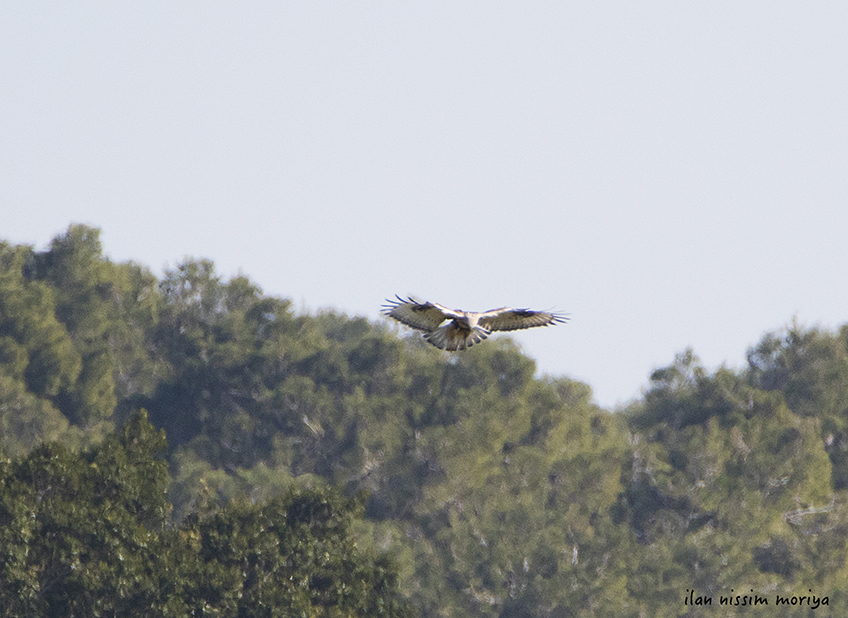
382;296;568;351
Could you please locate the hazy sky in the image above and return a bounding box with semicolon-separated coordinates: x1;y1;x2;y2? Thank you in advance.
3;3;847;408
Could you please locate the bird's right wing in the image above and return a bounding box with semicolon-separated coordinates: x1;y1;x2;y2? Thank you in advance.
382;296;453;332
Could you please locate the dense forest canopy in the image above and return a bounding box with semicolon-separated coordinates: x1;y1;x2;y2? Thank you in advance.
1;224;847;616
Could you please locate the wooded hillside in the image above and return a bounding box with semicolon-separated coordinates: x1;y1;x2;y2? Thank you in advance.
2;225;847;616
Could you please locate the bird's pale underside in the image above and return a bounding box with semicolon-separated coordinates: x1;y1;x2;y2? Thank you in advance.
381;296;568;351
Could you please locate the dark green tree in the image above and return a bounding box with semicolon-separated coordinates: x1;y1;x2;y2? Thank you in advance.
620;350;837;616
28;225;161;429
0;242;79;455
0;411;172;617
0;411;412;617
748;323;848;488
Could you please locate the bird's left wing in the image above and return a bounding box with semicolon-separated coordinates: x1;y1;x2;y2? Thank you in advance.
382;296;453;332
478;308;568;332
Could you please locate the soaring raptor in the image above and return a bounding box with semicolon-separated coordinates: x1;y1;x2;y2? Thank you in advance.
382;296;568;351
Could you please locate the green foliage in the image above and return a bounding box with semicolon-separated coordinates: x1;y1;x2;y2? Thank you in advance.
0;242;80;457
0;374;68;459
0;242;81;398
173;489;411;617
0;411;411;617
0;411;171;616
621;350;841;616
748;323;848;488
4;225;848;616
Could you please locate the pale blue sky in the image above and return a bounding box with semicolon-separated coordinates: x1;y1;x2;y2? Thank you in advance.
3;3;847;408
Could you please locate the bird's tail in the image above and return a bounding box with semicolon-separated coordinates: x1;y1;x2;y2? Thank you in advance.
425;325;490;351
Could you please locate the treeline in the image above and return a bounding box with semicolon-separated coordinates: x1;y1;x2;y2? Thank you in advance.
1;225;848;616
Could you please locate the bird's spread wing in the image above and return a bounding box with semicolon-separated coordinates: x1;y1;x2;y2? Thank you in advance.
478;308;568;332
382;296;455;332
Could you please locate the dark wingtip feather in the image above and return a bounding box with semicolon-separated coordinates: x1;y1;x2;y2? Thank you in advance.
381;295;409;312
550;312;570;325
381;296;403;317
